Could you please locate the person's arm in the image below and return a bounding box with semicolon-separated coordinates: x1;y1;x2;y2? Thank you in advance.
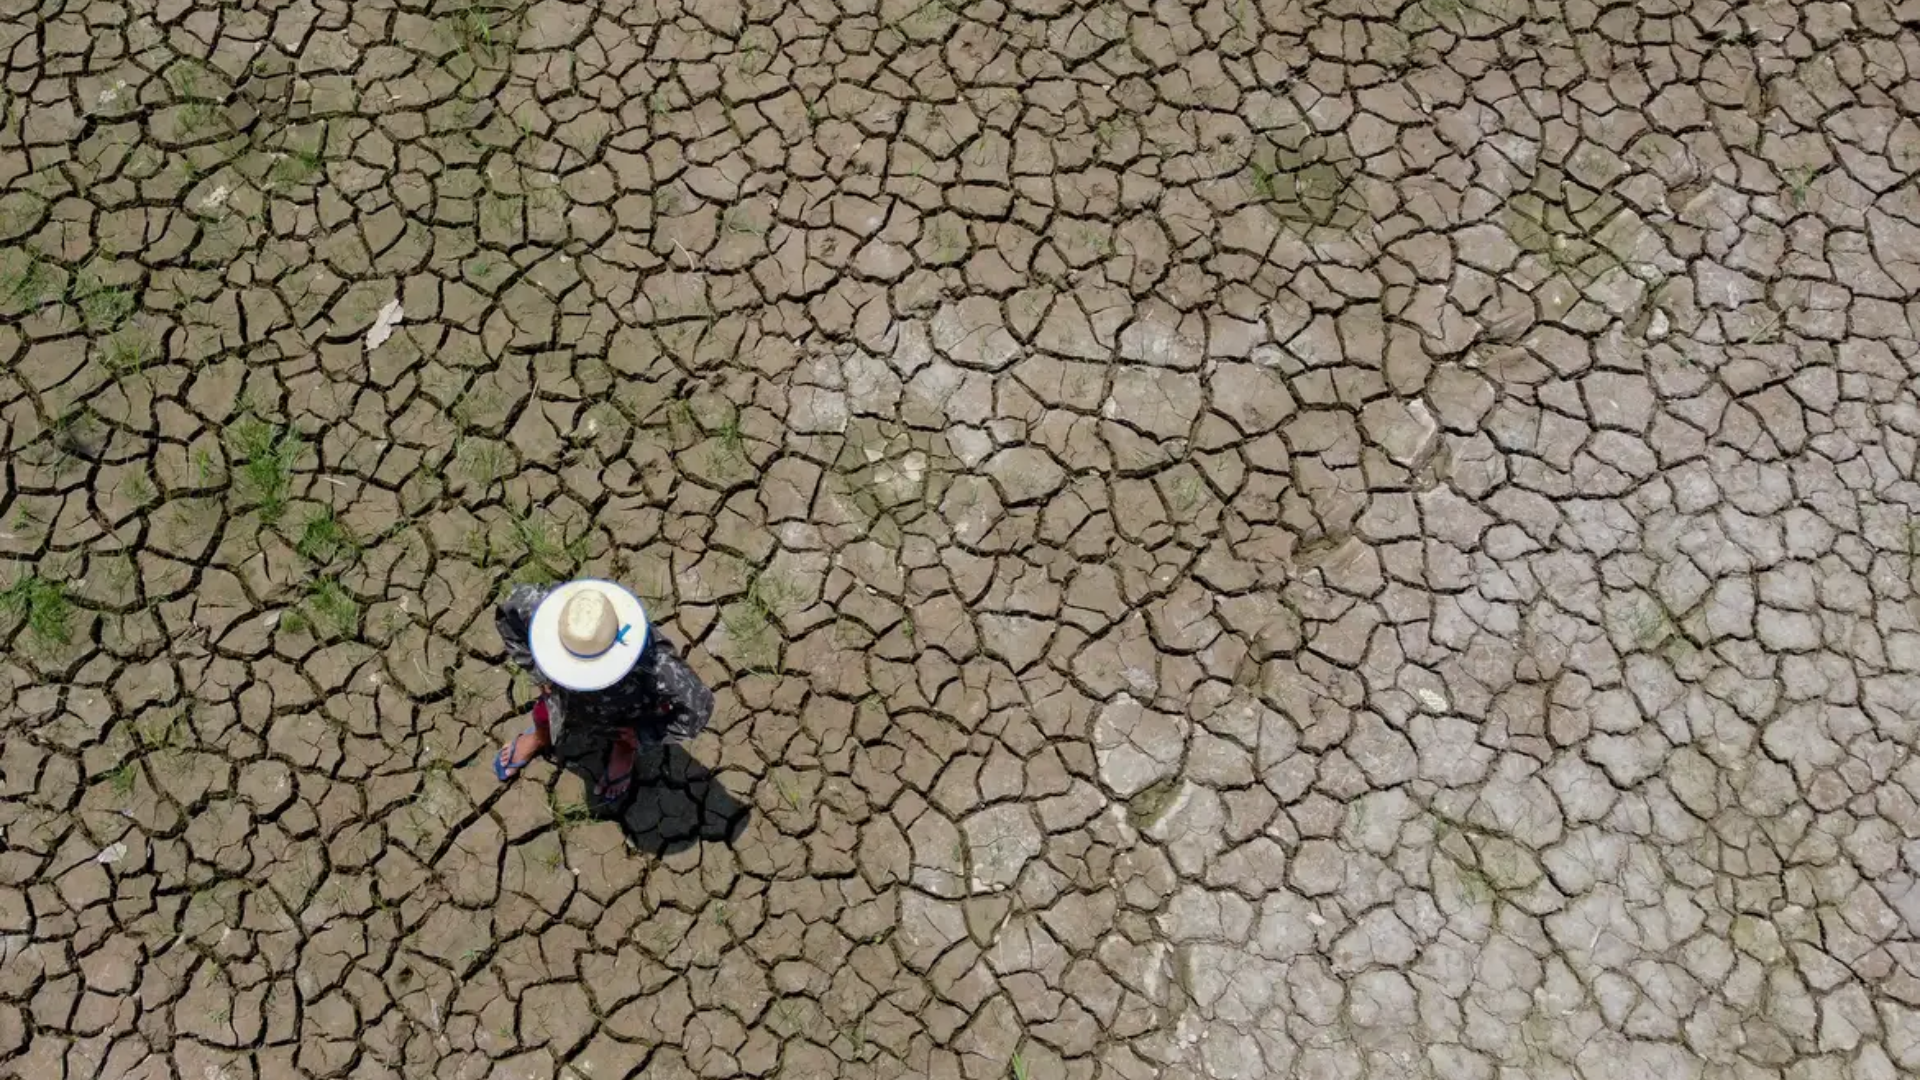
494;584;550;671
623;631;713;743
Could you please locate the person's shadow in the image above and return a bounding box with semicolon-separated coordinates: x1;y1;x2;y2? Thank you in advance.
550;727;750;856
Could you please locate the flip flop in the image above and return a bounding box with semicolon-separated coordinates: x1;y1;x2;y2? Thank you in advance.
494;727;543;782
593;756;635;808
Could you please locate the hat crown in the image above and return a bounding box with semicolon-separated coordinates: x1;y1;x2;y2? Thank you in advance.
558;590;618;657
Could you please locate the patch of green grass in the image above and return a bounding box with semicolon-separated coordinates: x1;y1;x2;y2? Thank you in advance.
1010;1049;1029;1080
1247;159;1279;202
1;251;62;310
102;330;155;379
0;573;71;645
450;0;522;66
178;101;222;135
506;510;588;584
133;709;189;754
549;792;594;831
269;148;324;187
71;268;136;331
306;577;358;639
295;505;357;565
121;470;156;507
1781;167;1816;208
110;762;138;797
227;416;301;522
721;570;796;655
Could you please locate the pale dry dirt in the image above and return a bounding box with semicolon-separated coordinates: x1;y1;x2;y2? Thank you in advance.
6;1;1920;1078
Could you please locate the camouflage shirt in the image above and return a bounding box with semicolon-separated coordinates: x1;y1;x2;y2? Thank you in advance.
494;583;713;744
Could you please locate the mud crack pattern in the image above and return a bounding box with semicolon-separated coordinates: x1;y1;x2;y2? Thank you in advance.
6;0;1920;1078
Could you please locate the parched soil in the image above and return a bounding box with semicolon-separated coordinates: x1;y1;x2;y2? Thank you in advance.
5;1;1920;1078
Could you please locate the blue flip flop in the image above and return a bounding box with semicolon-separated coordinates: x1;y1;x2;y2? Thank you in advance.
494;727;542;781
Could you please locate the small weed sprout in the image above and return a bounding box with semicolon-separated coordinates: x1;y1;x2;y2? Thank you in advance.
1782;166;1817;208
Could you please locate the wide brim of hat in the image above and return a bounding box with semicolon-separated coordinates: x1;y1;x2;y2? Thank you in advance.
528;580;650;691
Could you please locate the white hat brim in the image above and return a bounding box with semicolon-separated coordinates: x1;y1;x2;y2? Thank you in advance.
528;580;650;691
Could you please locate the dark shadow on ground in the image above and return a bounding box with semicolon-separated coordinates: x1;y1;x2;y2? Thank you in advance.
550;730;750;857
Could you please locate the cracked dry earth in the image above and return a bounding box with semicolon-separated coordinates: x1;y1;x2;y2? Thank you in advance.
14;1;1920;1079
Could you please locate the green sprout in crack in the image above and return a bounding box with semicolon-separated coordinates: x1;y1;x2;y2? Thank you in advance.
449;0;523;66
133;709;189;754
549;792;593;831
269;147;325;187
120;470;156;508
713;404;749;468
70;267;137;332
1;251;62;311
192;447;222;487
102;330;155;379
177;100;223;136
0;573;71;646
1247;159;1279;202
506;510;588;585
721;570;795;663
227;415;301;522
305;577;358;640
109;762;139;797
456;439;510;489
771;771;805;813
295;505;357;565
1780;166;1817;209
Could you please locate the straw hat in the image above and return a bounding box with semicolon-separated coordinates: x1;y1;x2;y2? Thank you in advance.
527;580;649;691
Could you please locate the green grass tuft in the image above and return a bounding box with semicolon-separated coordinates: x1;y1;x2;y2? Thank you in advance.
506;510;588;585
306;577;358;640
295;505;357;565
227;416;301;522
102;330;155;378
0;573;72;645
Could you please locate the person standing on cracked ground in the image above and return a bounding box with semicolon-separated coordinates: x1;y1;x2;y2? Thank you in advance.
489;579;713;811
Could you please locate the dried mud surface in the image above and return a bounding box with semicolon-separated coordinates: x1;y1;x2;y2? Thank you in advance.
7;1;1920;1078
